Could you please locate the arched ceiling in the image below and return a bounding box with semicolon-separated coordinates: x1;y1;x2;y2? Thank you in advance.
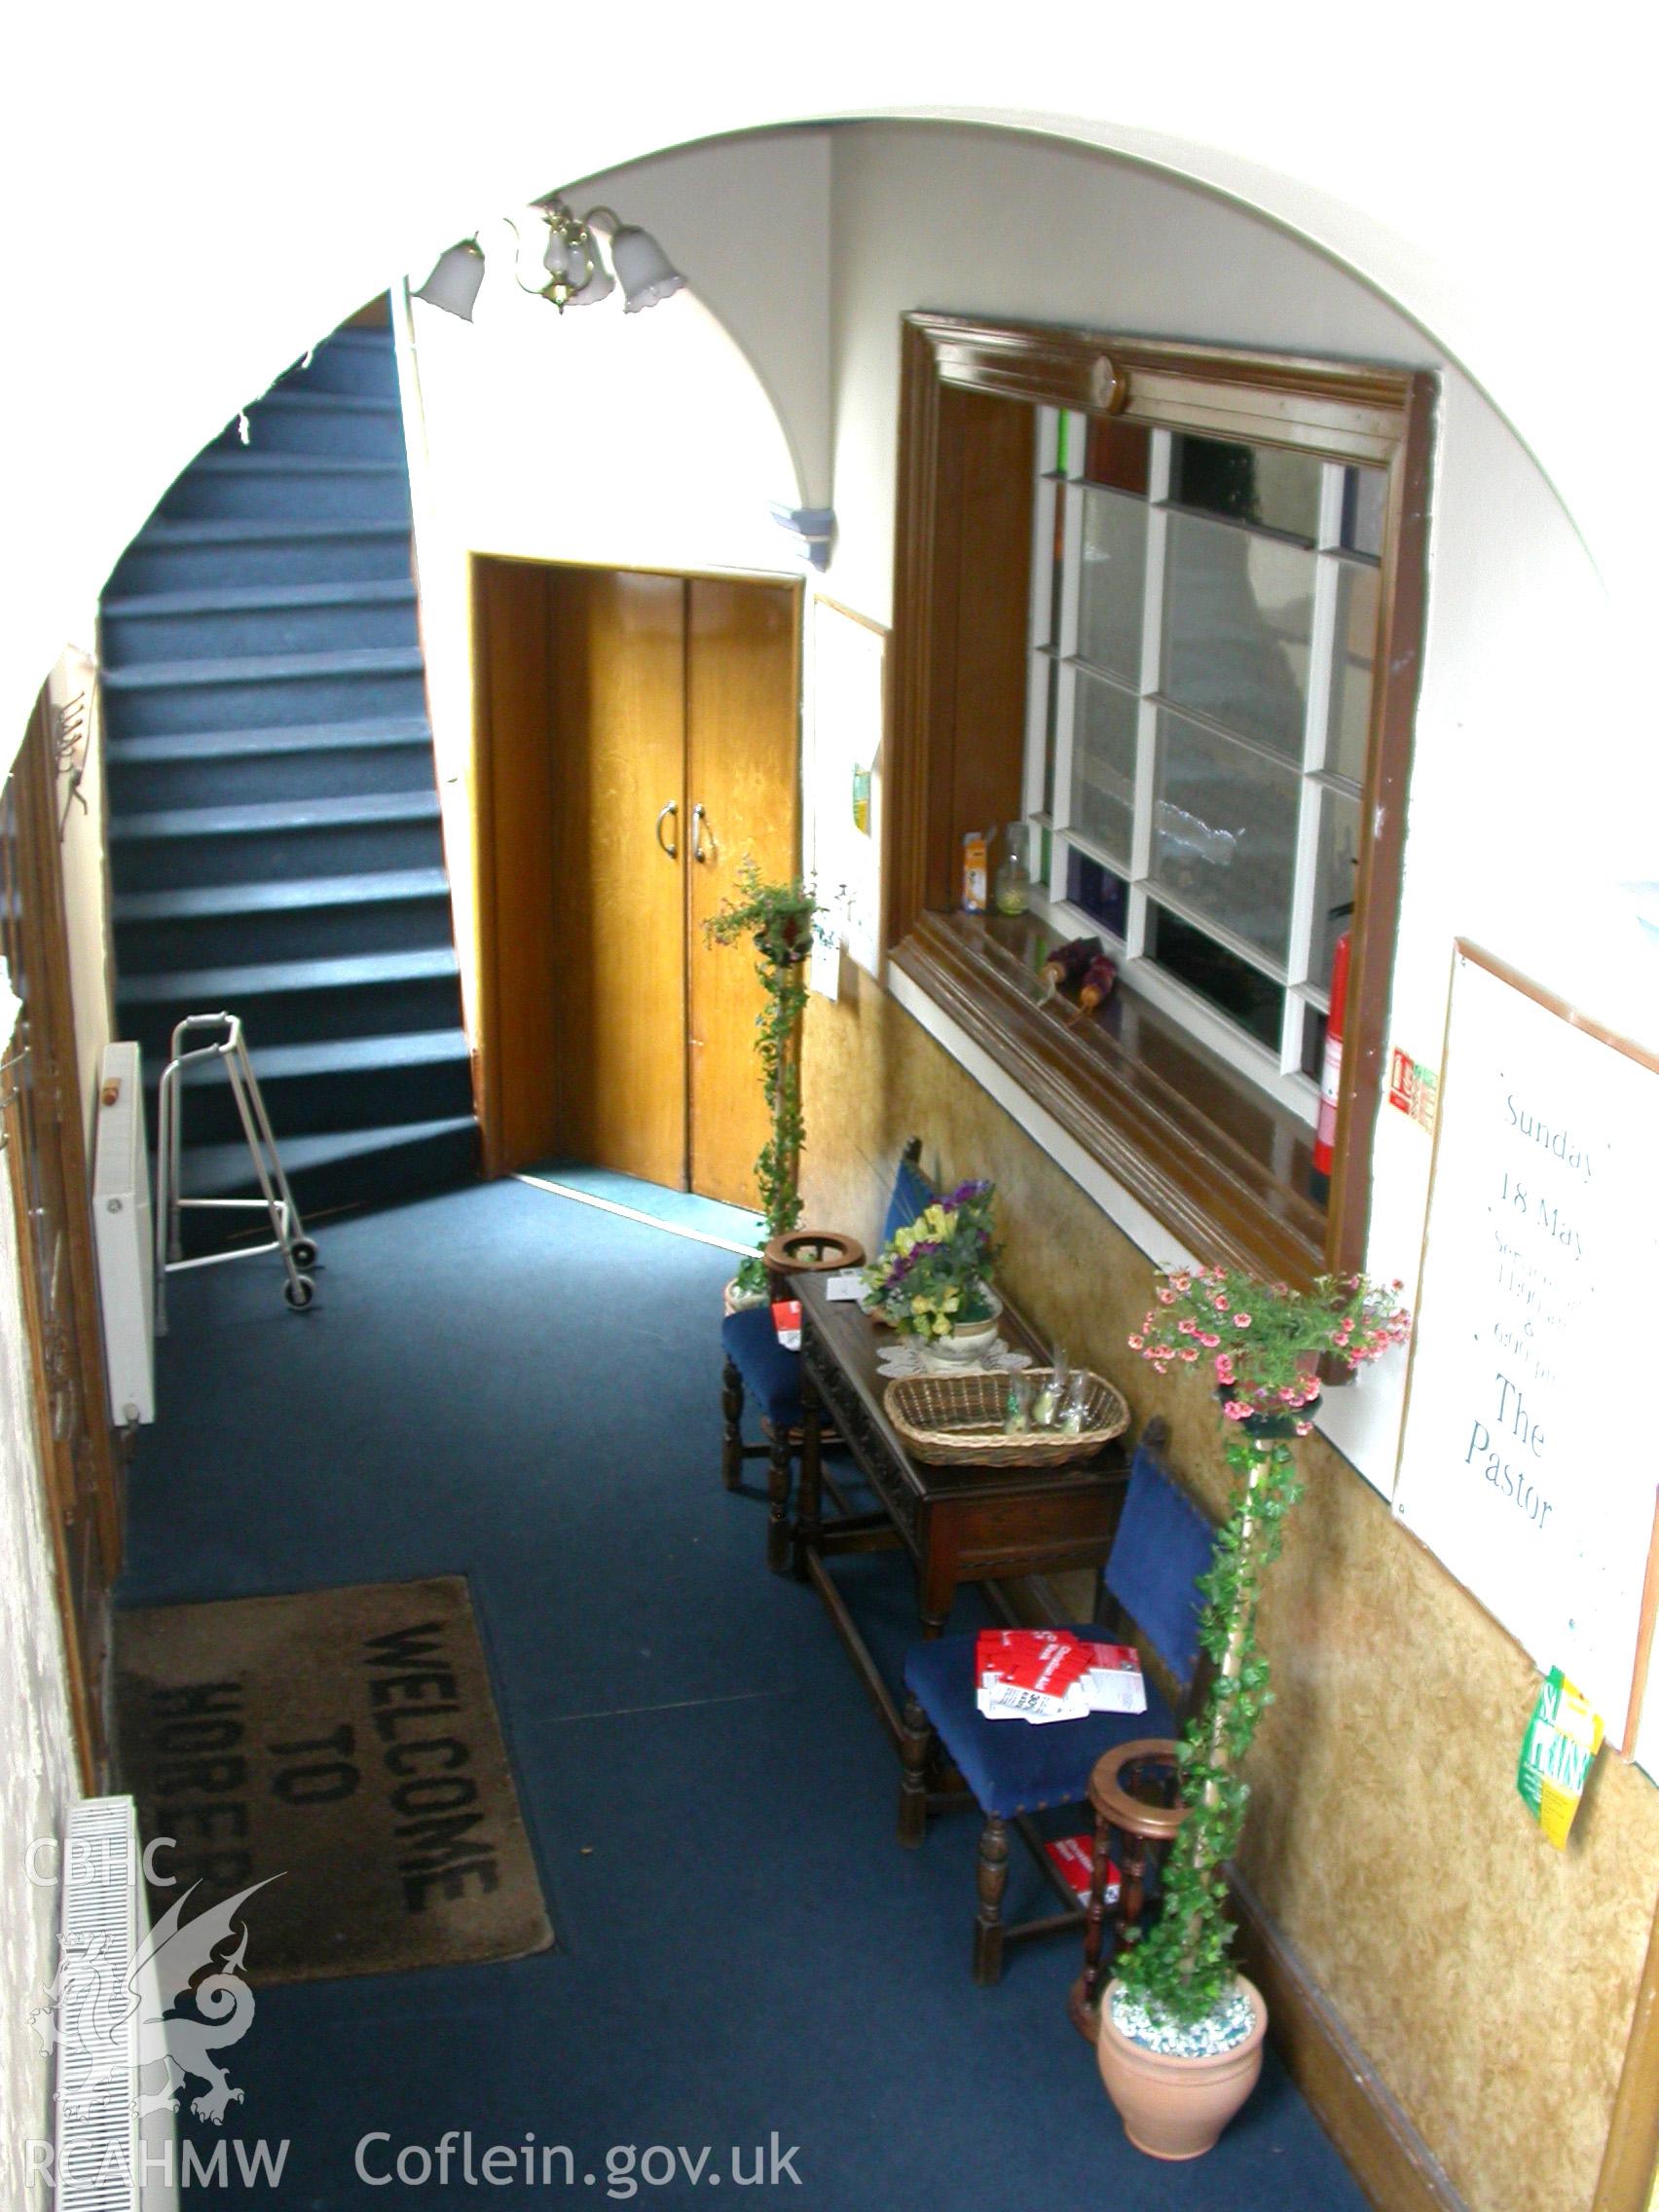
2;3;1641;746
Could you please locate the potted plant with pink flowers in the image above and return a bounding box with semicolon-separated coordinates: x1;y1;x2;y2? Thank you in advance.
1095;1265;1411;2159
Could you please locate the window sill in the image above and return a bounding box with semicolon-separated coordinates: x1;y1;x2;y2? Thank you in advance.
889;909;1329;1284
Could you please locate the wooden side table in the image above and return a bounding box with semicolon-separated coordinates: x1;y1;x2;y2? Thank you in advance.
792;1271;1129;1754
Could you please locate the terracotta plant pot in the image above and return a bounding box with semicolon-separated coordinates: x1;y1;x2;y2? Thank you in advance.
1096;1975;1268;2160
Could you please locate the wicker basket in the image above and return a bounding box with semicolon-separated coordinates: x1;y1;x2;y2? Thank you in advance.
884;1369;1128;1467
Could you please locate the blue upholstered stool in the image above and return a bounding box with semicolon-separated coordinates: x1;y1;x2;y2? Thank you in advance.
719;1141;935;1572
898;1426;1213;1986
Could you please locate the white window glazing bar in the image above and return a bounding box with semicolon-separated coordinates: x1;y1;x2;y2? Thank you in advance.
1023;408;1065;845
1047;415;1087;855
1125;429;1171;964
1277;461;1346;1069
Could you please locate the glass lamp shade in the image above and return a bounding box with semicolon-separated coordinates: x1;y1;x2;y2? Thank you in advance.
608;224;686;313
566;260;616;308
412;239;487;321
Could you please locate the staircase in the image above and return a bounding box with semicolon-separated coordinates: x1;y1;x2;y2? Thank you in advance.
99;315;480;1233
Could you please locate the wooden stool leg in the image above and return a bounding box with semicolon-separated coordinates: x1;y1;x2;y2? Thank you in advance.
1069;1814;1120;2039
764;1423;792;1574
720;1355;745;1492
1119;1828;1151;1939
973;1815;1010;1985
899;1695;931;1848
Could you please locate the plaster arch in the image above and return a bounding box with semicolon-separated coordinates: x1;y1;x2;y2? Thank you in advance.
1;4;1640;754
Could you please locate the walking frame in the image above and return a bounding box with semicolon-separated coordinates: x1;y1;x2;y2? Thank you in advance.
154;1012;317;1330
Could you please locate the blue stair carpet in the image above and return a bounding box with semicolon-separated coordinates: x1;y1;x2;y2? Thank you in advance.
100;315;477;1234
116;1180;1367;2211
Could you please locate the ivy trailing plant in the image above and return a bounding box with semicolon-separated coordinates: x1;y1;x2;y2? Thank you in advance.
703;860;819;1297
1114;1267;1412;2034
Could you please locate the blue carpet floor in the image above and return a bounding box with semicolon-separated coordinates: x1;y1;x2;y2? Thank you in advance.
118;1178;1365;2209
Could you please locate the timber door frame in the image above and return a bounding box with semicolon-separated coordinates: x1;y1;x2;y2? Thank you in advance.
469;554;803;1184
2;700;123;1788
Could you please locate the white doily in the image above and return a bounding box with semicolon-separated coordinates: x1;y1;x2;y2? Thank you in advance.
875;1337;1035;1379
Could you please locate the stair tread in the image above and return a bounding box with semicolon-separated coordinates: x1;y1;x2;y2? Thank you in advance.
179;1116;477;1187
103;645;424;691
183;453;405;476
291;327;391;351
161;1028;470;1082
111;791;440;838
107;717;431;765
129;519;410;547
246;389;400;416
113;866;450;922
119;945;459;1002
103;579;417;619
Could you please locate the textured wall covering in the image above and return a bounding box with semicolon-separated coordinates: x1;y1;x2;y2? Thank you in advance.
0;1155;81;2199
800;976;1659;2212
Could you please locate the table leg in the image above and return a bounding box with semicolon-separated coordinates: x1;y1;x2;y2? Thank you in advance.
765;1423;792;1575
918;1541;957;1641
793;1368;824;1581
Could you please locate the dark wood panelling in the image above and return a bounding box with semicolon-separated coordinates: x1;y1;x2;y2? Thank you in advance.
886;311;1436;1282
893;912;1325;1284
945;387;1034;879
2;703;122;1787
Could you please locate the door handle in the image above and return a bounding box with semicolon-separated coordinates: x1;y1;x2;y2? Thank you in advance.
655;801;678;859
690;803;710;864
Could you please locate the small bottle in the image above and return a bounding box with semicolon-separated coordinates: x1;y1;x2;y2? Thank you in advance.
1059;1372;1090;1436
1004;1373;1033;1435
1031;1351;1067;1429
994;823;1032;916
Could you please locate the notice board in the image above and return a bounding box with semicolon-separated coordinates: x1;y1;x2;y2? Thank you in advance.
1394;943;1659;1752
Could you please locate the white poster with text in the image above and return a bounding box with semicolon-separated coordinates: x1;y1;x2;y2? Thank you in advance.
1394;946;1659;1751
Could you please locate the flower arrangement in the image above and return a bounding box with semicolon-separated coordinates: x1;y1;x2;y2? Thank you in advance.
1129;1266;1413;1433
1110;1264;1411;2045
863;1180;1000;1339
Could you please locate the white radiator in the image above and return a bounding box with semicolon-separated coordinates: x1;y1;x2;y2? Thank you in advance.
92;1042;155;1423
48;1794;177;2212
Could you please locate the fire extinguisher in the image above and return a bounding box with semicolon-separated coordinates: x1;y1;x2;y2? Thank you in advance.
1312;929;1350;1199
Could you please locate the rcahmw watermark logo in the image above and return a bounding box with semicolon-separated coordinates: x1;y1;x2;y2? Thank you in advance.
21;1832;289;2194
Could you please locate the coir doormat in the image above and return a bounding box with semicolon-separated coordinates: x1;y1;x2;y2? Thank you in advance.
115;1574;553;1984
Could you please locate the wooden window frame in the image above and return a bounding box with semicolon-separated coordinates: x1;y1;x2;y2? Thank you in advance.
885;313;1435;1284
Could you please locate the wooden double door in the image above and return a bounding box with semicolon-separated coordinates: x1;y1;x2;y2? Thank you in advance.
476;562;800;1206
